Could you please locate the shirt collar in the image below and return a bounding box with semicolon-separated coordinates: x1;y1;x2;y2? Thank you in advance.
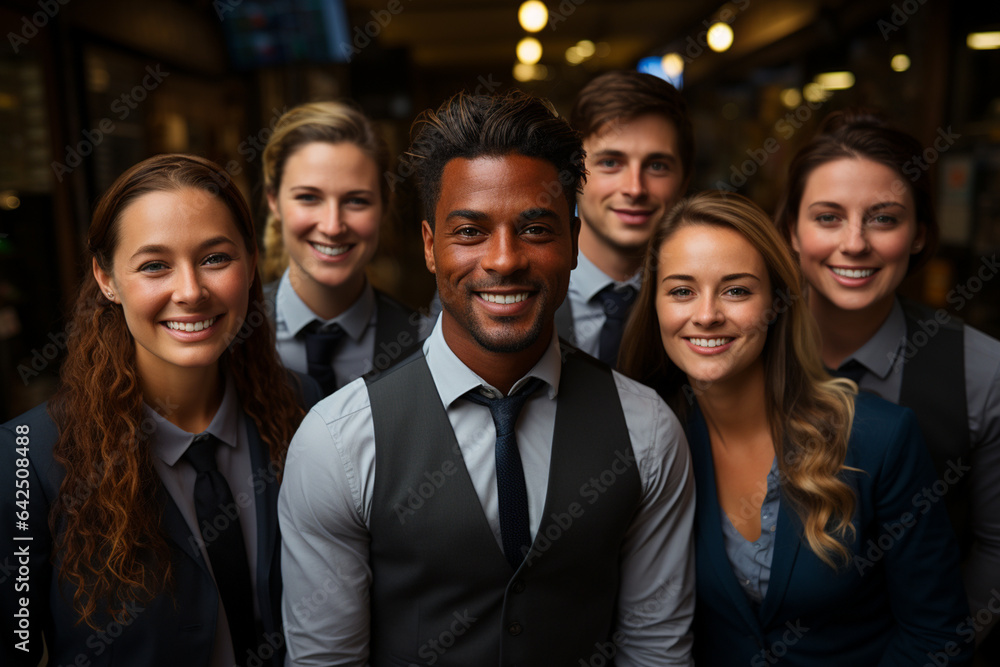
276;268;375;342
148;373;241;467
423;315;562;407
573;251;642;303
841;298;906;380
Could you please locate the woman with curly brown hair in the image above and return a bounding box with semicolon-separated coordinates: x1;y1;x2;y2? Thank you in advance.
619;190;971;665
1;154;316;667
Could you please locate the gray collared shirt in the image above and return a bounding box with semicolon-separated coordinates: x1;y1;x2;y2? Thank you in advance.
273;269;379;390
720;457;780;605
561;251;643;357
148;373;258;667
279;316;697;666
833;298;1000;639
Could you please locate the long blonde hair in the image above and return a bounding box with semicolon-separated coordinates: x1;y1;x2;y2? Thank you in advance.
620;191;858;567
260;101;390;282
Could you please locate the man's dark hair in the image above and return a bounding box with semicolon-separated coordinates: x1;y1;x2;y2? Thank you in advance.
407;89;585;226
571;70;694;182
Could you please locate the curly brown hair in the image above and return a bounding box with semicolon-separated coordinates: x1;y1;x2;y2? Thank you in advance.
49;154;304;628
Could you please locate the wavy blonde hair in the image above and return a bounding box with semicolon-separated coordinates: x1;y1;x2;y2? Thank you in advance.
260;101;390;282
620;191;858;568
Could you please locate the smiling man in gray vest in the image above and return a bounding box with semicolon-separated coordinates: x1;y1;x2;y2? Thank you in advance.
278;89;695;666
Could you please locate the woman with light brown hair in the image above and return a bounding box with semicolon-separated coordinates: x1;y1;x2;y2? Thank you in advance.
776;109;1000;659
1;154;315;667
619;190;970;665
261;101;425;396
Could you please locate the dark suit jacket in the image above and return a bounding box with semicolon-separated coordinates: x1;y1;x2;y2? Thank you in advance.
0;375;318;667
688;392;973;666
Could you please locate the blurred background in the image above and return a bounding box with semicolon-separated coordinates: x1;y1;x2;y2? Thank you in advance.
1;0;997;419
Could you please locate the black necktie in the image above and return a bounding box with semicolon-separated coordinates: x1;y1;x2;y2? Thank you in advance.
303;321;344;395
183;434;258;666
827;359;866;384
463;378;543;570
597;284;637;367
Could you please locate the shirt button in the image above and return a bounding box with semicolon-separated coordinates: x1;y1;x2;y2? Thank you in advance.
770;525;776;532
743;579;751;586
508;622;522;636
511;580;525;594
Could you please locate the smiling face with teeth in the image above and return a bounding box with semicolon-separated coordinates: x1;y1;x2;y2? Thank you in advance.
93;187;256;382
655;224;773;390
791;158;925;323
268;141;381;319
423;154;578;375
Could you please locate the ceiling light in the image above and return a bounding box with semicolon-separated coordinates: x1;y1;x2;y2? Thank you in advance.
891;54;911;72
576;39;596;58
517;37;542;65
514;63;534;82
661;53;684;78
815;71;855;90
518;1;548;33
967;32;1000;50
565;46;584;65
513;62;547;82
803;82;829;103
706;22;733;52
780;88;802;108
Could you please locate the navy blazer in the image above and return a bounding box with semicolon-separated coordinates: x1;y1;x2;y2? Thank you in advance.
688;392;973;666
0;376;318;667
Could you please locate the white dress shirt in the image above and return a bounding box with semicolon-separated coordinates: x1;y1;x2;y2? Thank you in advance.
279;317;696;666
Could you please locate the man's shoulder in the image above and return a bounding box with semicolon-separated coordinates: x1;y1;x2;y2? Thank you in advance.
964;322;1000;369
309;351;430;426
307;377;375;429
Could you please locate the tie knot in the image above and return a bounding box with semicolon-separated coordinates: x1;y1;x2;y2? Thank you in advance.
828;359;866;384
463;378;543;437
303;320;345;343
182;434;222;474
598;284;637;321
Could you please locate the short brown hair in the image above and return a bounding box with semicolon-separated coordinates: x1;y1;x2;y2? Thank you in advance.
571;70;694;181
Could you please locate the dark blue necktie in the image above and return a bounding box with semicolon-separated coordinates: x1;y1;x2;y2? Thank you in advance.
597;284;637;367
827;359;866;384
302;321;344;395
183;434;258;666
463;378;543;570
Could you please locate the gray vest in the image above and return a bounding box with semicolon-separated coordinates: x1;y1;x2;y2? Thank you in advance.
365;349;640;665
898;299;971;555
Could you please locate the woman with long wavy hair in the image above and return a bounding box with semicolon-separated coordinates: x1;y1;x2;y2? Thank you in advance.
1;154;315;667
619;190;970;665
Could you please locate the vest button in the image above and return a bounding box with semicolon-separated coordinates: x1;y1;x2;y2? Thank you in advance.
508;622;522;636
511;580;525;593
